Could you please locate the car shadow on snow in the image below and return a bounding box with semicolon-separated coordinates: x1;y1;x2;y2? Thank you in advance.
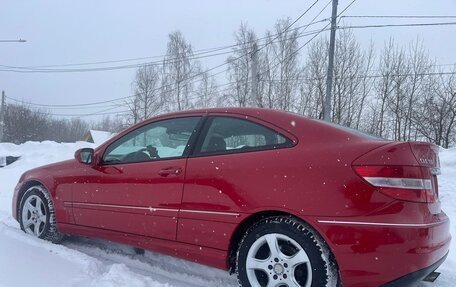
62;235;238;287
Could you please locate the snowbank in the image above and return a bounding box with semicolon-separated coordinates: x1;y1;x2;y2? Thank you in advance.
0;141;236;287
0;141;454;286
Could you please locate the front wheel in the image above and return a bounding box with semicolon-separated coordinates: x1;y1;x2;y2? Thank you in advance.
18;185;64;243
236;216;339;287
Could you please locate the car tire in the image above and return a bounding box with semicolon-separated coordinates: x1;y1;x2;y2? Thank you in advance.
236;216;339;287
18;185;64;243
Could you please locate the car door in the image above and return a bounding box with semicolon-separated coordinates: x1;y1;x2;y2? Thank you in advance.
178;115;295;249
71;116;202;241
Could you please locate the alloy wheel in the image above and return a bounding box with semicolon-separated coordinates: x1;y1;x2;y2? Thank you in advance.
246;233;312;287
21;195;47;237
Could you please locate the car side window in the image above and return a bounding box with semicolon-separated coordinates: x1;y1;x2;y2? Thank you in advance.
103;117;200;164
198;117;292;155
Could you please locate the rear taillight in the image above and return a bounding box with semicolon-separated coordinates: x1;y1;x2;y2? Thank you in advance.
353;165;434;203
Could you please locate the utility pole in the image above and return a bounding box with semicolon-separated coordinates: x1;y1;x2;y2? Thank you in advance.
324;0;338;122
0;91;5;142
250;43;259;106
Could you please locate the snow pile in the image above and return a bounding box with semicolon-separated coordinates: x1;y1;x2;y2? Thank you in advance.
0;141;454;286
0;141;96;218
421;148;456;286
0;141;237;286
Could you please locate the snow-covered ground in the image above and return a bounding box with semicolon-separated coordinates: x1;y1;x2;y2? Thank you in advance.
0;141;454;287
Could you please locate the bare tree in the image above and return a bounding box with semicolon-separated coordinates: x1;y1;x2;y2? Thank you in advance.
4;104;91;143
226;23;257;107
91;116;125;133
356;41;376;131
162;31;199;111
129;64;163;122
413;68;456;147
258;18;302;111
371;39;399;138
332;29;366;126
373;38;434;141
194;71;219;108
4;104;49;143
300;38;328;119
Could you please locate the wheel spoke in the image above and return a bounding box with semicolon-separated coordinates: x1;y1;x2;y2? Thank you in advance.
265;234;282;257
23;218;34;228
266;277;278;287
35;197;43;210
282;276;295;287
246;257;269;272
26;201;34;211
38;205;46;217
34;222;41;236
39;215;47;223
288;249;310;267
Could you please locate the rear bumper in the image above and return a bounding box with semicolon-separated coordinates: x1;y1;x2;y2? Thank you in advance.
314;207;451;287
381;252;448;287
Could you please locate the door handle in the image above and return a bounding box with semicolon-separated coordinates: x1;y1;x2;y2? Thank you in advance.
158;167;182;177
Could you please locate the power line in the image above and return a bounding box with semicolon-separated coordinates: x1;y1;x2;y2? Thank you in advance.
49;110;130;117
338;21;456;30
0;48;241;73
255;0;322;54
45;106;125;117
7;19;451;73
259;71;456;82
340;15;456;19
0;25;329;74
258;1;333;77
109;1;330;108
0;43;242;71
343;71;456;79
2;1;337;112
259;0;356;78
0;21;329;73
19;46;235;69
8;69;456;116
338;0;357;17
5;95;131;107
69;0;327;107
4;80;236;112
0;0;329;117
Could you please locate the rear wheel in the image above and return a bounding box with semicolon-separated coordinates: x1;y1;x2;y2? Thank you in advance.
18;185;64;243
236;216;338;287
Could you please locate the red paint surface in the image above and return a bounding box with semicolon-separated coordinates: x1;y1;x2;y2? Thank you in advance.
12;108;450;286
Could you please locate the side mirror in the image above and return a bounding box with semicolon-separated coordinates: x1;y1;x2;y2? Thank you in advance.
75;148;95;165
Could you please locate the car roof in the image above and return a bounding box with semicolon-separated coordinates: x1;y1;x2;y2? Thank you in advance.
158;107;299;121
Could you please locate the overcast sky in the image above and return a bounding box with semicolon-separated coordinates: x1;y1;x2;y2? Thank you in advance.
1;0;455;120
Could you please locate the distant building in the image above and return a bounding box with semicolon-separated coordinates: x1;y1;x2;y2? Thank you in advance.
0;156;20;168
83;130;115;145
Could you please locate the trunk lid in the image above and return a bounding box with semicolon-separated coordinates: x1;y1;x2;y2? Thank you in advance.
408;142;441;204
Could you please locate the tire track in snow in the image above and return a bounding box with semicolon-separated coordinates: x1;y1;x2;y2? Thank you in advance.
63;236;238;287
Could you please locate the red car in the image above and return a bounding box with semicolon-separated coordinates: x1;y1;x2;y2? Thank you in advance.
12;108;450;287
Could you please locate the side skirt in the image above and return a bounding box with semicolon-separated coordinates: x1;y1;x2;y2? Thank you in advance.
59;223;229;270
